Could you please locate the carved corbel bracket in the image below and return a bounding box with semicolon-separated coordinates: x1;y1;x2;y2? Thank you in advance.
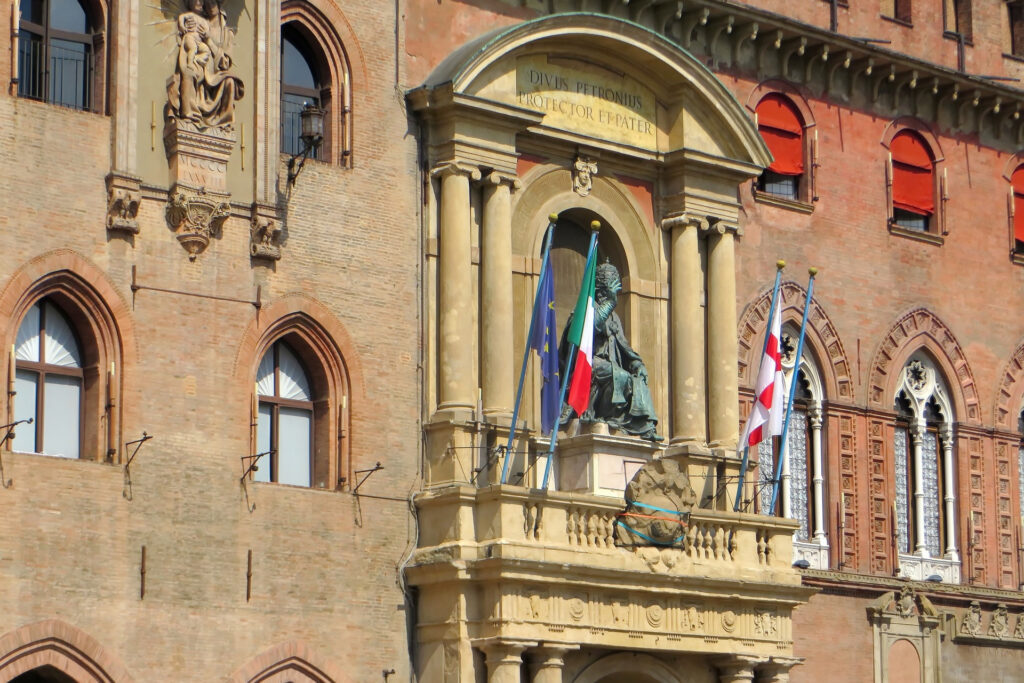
165;187;230;261
250;204;283;262
105;173;142;235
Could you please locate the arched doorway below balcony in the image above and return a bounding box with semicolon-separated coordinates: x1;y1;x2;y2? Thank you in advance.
573;653;681;683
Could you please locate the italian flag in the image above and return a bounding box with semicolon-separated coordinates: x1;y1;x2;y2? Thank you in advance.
566;253;597;417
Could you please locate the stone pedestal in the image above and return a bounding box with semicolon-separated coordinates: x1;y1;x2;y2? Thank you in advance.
164;123;235;194
557;432;661;497
163;123;236;260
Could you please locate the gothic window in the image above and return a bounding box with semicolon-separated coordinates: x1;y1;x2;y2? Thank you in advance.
281;23;323;159
757;326;829;568
892;356;960;582
13;300;83;458
1010;165;1024;254
255;341;315;486
1010;1;1024;56
755;94;806;202
888;130;936;233
943;0;971;41
280;2;353;166
17;0;101;110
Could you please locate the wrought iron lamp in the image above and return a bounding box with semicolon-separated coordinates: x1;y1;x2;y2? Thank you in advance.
287;103;325;186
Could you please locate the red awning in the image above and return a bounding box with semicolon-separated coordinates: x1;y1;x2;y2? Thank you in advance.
1013;167;1024;243
757;95;804;176
891;132;934;215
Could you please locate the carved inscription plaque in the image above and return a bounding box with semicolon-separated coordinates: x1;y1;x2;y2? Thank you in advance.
514;56;657;149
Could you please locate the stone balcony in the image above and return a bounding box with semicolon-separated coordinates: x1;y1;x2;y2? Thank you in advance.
407;483;815;672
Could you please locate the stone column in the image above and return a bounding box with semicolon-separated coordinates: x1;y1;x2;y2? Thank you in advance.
527;644;578;683
780;432;792;519
435;162;481;413
941;424;958;560
480;172;519;417
480;640;533;683
706;221;740;449
809;403;826;542
756;657;802;683
663;213;708;446
714;655;766;683
911;421;926;555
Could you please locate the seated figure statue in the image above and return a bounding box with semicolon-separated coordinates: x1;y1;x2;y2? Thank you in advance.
561;261;661;441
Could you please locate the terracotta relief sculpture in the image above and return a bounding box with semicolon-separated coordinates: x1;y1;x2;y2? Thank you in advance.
166;0;244;133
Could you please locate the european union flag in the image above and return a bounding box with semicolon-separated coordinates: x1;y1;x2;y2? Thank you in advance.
530;257;559;434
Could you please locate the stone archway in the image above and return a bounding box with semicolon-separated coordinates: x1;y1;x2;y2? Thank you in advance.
572;653;682;683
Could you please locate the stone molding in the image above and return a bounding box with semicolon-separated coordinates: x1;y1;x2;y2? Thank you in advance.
994;338;1024;429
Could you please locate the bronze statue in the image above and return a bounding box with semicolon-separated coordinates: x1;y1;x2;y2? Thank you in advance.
562;261;661;441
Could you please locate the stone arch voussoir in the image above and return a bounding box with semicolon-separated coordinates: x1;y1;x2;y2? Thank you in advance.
229;641;351;683
995;338;1024;430
867;308;980;423
738;281;853;402
0;619;133;682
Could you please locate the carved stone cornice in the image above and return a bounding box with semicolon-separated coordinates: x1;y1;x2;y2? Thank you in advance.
563;0;1024;144
801;568;1024;605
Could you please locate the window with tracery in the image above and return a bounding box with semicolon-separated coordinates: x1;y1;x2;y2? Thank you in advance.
892;356;959;582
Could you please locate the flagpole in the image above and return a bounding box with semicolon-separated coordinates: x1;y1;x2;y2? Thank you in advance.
769;267;818;513
540;222;600;490
500;214;558;484
733;260;786;512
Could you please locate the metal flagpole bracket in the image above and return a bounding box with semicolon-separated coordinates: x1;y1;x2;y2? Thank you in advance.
122;431;154;500
353;462;384;493
0;417;32;489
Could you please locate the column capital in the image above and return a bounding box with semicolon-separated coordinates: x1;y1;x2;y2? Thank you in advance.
483;171;522;191
757;657;803;683
808;404;823;428
703;217;744;237
432;161;482;181
660;211;708;232
714;655;768;683
475;638;537;659
909;420;926;443
939;423;954;442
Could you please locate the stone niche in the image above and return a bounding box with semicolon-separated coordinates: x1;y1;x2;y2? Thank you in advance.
161;0;246;260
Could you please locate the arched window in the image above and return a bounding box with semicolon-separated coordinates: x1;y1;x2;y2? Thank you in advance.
944;0;972;41
280;2;353;166
11;666;78;683
1010;165;1024;255
13;299;83;458
755;94;804;201
255;341;314;486
757;325;829;568
281;24;323;160
892;356;960;583
17;0;100;110
889;130;935;232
